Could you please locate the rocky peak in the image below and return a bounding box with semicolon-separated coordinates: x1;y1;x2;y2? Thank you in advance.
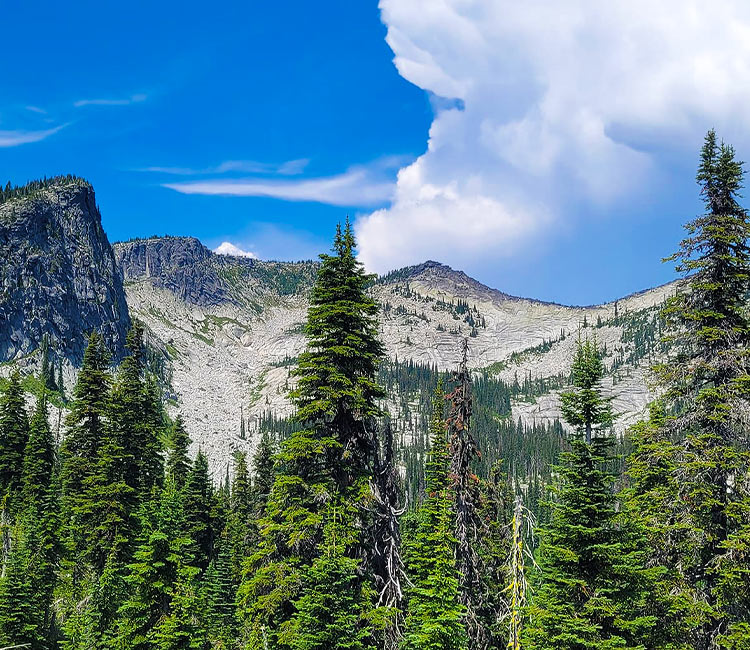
114;236;253;307
378;260;516;304
0;179;130;365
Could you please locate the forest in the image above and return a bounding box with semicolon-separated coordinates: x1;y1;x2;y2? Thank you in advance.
0;129;749;649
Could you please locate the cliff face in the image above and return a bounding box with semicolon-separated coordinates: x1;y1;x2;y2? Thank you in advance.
0;180;130;365
114;236;241;307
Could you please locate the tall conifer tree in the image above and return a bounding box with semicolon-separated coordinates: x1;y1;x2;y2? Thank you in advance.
525;338;656;649
652;129;750;648
238;221;385;646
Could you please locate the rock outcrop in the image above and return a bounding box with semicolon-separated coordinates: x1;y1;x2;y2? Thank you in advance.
0;179;130;365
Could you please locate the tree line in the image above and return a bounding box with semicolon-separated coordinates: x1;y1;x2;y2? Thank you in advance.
0;131;749;648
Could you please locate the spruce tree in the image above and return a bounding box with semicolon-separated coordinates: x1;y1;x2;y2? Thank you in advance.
525;338;656;649
652;129;750;648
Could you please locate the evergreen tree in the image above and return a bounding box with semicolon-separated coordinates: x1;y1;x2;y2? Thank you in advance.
289;499;375;650
21;391;55;511
166;415;192;488
229;450;252;581
0;370;30;501
525;338;656;649
652;129;750;648
183;450;213;571
60;332;112;569
202;530;236;647
402;382;466;650
238;221;385;645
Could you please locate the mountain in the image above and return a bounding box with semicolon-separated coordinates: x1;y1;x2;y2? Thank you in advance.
115;237;674;472
0;177;130;370
0;180;676;474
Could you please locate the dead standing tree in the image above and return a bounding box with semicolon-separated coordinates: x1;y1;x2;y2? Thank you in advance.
447;338;487;648
369;419;407;649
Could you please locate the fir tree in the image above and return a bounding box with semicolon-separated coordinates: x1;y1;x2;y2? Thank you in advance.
525;338;657;649
166;415;192;489
21;391;55;511
229;450;252;581
289;499;375;650
0;370;30;501
652;129;750;648
238;221;386;645
60;332;112;568
403;381;466;650
183;450;213;571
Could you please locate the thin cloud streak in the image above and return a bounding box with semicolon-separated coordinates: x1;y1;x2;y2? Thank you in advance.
138;158;310;176
0;124;67;148
163;167;395;207
74;93;147;107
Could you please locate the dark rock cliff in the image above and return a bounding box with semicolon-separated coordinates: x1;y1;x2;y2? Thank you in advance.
0;179;130;364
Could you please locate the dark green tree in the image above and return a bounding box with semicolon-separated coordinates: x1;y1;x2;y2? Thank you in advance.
183;450;214;571
403;382;466;650
0;370;30;500
238;221;385;645
165;415;192;489
525;338;656;649
652;129;750;648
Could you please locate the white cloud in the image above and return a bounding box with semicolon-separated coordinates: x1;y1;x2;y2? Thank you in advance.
138;158;310;176
163;165;395;207
213;242;257;258
74;93;147;107
0;124;67;148
356;0;750;273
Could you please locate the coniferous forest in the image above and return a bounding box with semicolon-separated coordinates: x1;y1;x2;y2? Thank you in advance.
2;130;750;649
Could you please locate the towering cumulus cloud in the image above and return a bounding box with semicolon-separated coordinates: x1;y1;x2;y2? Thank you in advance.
356;0;750;273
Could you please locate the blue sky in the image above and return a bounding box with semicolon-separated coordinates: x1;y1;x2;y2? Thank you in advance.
3;1;749;305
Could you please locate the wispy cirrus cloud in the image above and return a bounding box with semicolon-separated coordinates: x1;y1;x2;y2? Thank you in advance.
0;124;67;148
138;158;310;176
74;93;147;108
163;165;396;207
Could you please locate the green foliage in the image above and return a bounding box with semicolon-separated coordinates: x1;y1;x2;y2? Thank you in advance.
526;339;657;649
238;221;386;645
0;370;30;502
402;383;467;650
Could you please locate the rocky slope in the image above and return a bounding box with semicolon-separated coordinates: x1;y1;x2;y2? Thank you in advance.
0;180;676;476
115;237;675;473
0;178;130;369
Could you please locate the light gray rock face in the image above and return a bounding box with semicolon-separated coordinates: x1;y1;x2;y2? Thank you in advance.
118;240;675;473
0;181;130;365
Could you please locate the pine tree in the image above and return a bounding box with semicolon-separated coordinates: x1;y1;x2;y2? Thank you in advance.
403;382;466;650
238;221;385;645
525;338;657;649
0;370;30;501
652;129;750;648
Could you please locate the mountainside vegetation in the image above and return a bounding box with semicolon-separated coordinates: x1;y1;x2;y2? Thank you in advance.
0;131;749;648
